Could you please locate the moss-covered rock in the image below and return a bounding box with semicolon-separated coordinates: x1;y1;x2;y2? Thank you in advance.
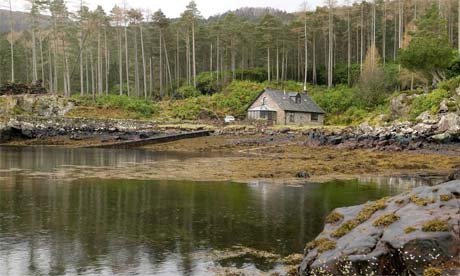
440;194;453;201
306;238;336;253
300;181;460;276
404;226;417;234
324;211;344;224
373;214;400;227
422;219;450;232
423;267;443;276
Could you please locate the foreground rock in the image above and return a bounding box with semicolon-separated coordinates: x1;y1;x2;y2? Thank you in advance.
299;180;460;276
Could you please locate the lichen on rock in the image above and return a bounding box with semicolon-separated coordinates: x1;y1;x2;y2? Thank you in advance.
299;180;460;276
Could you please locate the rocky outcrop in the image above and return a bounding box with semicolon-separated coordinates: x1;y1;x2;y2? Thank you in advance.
390;93;411;118
303;111;460;151
0;94;74;117
0;116;158;142
299;180;460;276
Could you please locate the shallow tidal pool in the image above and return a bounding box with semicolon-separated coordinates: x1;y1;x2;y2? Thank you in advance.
0;146;439;275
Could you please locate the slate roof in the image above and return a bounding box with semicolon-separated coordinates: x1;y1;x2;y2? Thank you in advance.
249;89;326;114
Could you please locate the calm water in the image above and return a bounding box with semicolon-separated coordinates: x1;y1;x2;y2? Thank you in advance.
0;146;434;275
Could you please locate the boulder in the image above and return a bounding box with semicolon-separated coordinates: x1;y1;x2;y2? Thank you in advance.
390;93;411;118
431;133;452;143
299;181;460;276
438;99;450;114
437;113;460;134
413;123;435;135
416;111;439;125
356;123;373;135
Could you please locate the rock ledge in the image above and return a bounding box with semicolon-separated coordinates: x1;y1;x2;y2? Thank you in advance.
299;180;460;276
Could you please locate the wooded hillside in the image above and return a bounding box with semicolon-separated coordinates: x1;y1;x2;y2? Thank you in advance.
0;0;459;100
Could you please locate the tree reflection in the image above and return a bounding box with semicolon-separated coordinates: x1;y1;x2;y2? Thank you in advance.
0;177;401;275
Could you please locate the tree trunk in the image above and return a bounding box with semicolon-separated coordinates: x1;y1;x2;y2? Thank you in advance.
312;32;317;85
267;47;271;82
383;0;387;66
140;24;147;98
118;28;123;95
134;28;140;97
163;36;173;93
124;25;130;96
98;30;103;94
9;0;15;82
159;29;163;97
105;28;109;95
304;14;308;90
192;21;197;88
328;0;334;88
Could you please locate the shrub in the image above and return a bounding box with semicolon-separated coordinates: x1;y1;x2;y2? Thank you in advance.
234;68;268;82
422;219;450;232
196;72;219;94
410;89;449;119
358;45;388;107
73;95;159;118
177;85;201;99
437;76;460;94
309;85;360;114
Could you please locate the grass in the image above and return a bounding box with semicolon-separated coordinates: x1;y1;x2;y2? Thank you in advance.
422;219;450;232
71;95;159;119
332;198;387;238
423;267;443;276
410;195;436;207
440;194;453;201
404;226;417;234
373;214;400;227
325;211;344;224
306;238;337;253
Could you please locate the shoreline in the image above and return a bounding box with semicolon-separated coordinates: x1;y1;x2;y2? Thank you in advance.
1;133;459;185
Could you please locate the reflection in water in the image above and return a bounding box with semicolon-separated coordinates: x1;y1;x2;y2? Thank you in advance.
0;146;217;172
1;177;405;276
0;146;436;275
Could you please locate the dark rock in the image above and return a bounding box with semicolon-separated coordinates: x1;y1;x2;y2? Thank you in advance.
295;171;310;179
447;169;460;180
279;127;291;134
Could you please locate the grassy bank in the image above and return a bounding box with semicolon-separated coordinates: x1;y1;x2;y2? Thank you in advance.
65;78;460;126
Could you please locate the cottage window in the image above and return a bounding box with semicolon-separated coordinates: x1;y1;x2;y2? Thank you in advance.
311;113;319;122
289;113;295;123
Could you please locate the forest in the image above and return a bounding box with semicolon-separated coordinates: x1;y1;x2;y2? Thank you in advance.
0;0;459;123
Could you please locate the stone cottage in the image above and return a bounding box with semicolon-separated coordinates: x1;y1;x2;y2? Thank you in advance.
247;89;325;125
